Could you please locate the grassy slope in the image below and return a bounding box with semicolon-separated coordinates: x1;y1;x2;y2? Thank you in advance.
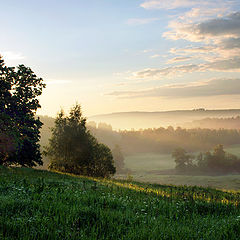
121;174;240;191
1;167;240;240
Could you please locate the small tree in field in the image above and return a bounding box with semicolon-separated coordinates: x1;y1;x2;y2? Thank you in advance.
45;104;116;177
172;148;193;171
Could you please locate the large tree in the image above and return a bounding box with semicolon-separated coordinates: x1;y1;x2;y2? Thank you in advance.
45;104;116;177
0;56;45;166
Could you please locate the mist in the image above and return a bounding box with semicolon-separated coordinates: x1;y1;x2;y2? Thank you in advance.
39;111;240;190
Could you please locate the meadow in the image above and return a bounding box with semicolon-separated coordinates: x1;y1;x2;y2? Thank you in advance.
124;153;175;172
0;166;240;240
121;145;240;191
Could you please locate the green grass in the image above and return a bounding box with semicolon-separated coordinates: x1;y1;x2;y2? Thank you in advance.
0;166;240;240
119;173;240;191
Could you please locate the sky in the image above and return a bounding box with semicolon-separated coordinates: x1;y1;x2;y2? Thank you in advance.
1;0;240;117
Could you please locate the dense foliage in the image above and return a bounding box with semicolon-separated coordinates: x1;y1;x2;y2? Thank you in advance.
0;56;45;166
172;145;240;174
0;167;239;240
45;104;115;177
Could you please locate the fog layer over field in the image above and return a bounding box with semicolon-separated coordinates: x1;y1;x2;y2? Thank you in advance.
89;109;240;130
39;113;240;190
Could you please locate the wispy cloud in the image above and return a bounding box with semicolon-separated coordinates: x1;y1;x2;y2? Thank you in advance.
143;49;153;53
178;7;229;21
1;51;25;61
131;57;240;80
150;54;161;58
108;78;240;98
167;56;192;64
127;18;159;25
140;0;202;10
131;64;199;79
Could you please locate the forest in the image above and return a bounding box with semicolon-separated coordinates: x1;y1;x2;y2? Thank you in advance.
87;122;240;155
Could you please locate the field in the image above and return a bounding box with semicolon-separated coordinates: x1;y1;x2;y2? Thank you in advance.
1;167;240;240
120;174;240;191
124;153;175;172
120;145;240;190
124;145;240;173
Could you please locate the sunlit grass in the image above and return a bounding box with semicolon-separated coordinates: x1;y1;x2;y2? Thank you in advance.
0;166;240;239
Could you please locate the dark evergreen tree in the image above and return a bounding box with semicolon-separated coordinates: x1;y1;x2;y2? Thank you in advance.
45;104;115;177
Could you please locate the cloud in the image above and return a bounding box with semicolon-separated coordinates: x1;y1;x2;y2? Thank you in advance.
167;56;192;64
220;37;240;49
108;78;240;98
136;2;240;83
140;0;201;10
164;12;240;42
1;51;25;61
132;64;199;79
170;38;240;60
206;57;240;71
170;46;215;55
131;57;240;80
127;18;159;25
150;54;161;58
179;7;229;21
162;10;240;66
140;0;233;14
195;12;240;37
143;49;153;53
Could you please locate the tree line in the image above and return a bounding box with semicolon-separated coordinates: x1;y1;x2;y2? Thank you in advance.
172;145;240;174
183;116;240;129
86;123;240;155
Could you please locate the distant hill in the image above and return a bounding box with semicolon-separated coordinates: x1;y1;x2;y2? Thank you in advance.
89;109;240;130
183;116;240;129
